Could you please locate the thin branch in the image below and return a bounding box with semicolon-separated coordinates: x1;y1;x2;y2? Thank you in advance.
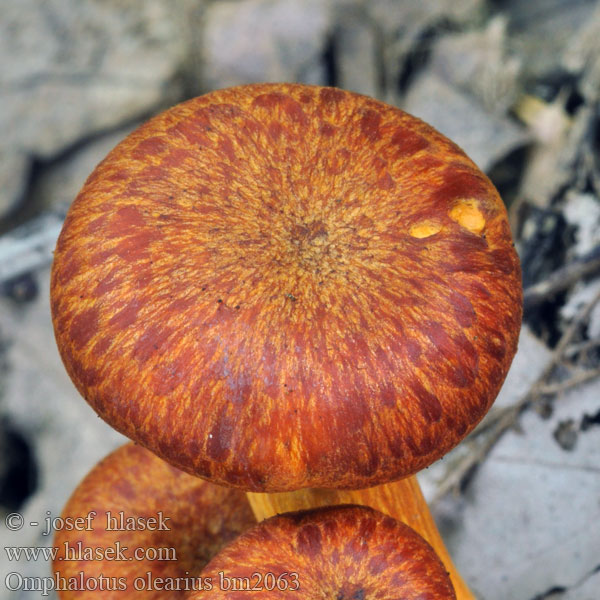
431;288;600;506
431;406;518;506
536;366;600;395
564;337;600;359
523;246;600;311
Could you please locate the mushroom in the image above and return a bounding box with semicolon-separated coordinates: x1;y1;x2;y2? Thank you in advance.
191;505;456;599
52;443;255;598
51;83;522;599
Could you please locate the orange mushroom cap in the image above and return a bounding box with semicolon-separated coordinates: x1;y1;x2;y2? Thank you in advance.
53;443;254;598
51;83;522;492
191;505;456;599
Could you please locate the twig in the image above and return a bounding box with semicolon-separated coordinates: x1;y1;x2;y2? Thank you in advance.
536;366;600;395
469;404;516;437
0;212;65;284
564;337;600;359
523;245;600;311
431;288;600;507
431;406;518;506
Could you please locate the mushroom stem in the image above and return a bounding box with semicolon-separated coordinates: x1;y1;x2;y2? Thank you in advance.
247;476;475;600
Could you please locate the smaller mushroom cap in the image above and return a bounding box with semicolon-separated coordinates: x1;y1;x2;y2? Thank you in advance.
53;443;255;599
191;505;456;599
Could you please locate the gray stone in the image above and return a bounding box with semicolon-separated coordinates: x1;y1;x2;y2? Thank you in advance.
403;73;528;172
202;0;332;89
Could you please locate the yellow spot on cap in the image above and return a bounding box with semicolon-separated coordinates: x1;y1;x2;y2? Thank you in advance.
449;200;485;234
409;222;442;239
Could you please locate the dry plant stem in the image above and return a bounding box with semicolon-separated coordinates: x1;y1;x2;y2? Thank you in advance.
433;288;600;505
564;338;600;359
431;407;518;507
523;246;600;310
537;366;600;395
247;477;475;600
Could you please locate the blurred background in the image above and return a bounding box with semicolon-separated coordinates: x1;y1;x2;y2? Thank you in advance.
1;0;599;598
